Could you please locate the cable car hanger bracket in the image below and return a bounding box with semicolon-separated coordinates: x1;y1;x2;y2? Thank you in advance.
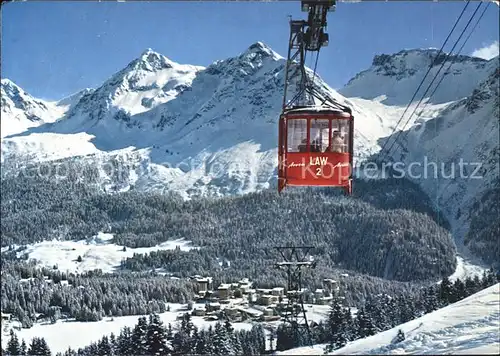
282;0;351;113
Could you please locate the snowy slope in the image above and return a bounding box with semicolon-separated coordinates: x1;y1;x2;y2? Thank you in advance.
1;79;64;138
7;232;197;274
381;60;498;243
277;283;500;355
0;303;254;355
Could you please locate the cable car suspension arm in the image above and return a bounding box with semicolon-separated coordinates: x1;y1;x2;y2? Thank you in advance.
282;1;349;112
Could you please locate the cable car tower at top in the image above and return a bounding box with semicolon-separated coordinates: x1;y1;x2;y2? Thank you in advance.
282;0;350;112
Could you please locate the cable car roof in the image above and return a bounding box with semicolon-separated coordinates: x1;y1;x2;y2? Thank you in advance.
282;106;352;117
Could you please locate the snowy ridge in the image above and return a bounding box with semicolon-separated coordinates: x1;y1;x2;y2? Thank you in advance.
277;283;500;355
340;49;493;105
1;79;64;138
56;88;95;113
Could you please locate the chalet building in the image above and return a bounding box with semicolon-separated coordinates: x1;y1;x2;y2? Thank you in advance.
323;278;339;295
195;277;213;293
258;294;279;306
206;302;221;313
193;308;206;316
271;287;285;297
263;307;274;317
217;284;232;300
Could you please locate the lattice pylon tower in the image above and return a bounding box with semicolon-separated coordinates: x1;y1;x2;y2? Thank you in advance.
274;245;317;346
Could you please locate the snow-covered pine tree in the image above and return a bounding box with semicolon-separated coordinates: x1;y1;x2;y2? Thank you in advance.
342;307;355;341
213;321;233;355
97;335;113;356
109;333;117;355
204;325;217;355
116;326;134;355
238;329;255;355
464;276;480;296
325;298;352;352
6;330;21;356
172;314;192;354
131;316;148;355
329;298;350;347
20;339;27;356
365;296;385;331
180;312;194;336
146;313;172;356
27;337;51;356
452;279;467;303
232;332;243;355
193;329;207;355
167;323;173;340
422;286;439;314
355;307;377;339
190;326;205;355
250;324;266;354
87;342;99;356
224;320;242;354
439;276;454;305
395;329;405;343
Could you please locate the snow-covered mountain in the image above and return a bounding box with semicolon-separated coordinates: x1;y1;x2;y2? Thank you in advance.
277;283;500;355
0;42;387;195
63;48;204;125
1;79;64;138
345;54;498;266
340;49;499;268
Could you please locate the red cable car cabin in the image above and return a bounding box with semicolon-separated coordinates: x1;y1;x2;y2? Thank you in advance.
278;107;354;194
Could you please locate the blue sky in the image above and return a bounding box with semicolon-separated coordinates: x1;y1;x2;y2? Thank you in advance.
2;1;498;101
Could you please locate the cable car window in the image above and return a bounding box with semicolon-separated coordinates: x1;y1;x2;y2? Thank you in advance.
287;119;308;152
310;119;329;152
329;119;349;153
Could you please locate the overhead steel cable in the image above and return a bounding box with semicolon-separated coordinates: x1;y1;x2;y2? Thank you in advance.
384;1;484;157
408;2;491;125
377;0;471;161
310;49;322;104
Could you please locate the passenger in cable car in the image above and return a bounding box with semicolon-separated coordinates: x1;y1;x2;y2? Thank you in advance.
311;138;322;152
298;138;308;152
328;130;345;153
